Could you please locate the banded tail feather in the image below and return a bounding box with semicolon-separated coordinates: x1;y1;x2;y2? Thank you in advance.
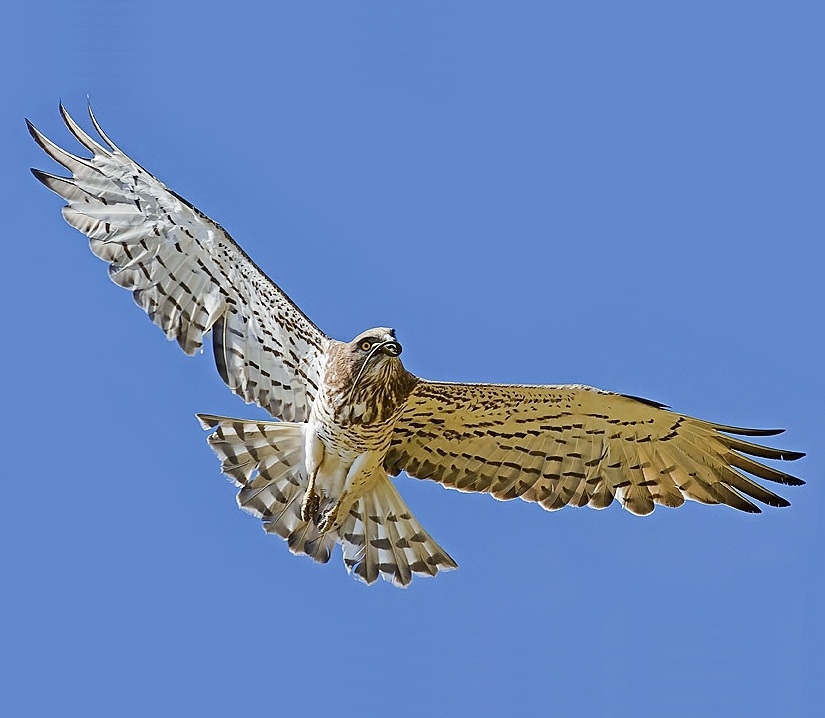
339;472;457;587
197;414;337;563
197;414;457;586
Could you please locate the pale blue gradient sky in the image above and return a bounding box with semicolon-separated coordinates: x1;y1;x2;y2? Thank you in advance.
3;2;823;716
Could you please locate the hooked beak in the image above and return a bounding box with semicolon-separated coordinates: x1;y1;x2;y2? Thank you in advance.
378;340;402;357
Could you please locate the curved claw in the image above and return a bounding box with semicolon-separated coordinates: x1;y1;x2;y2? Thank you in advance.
301;490;319;523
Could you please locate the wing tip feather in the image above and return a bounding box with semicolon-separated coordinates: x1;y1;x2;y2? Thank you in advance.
87;99;120;152
59;101;110;156
30;166;48;183
621;393;670;410
777;473;805;487
30;167;67;195
27;119;58;162
25;117;40;143
717;424;786;437
196;413;220;430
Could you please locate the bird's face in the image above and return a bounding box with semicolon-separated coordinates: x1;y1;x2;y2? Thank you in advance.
344;327;403;396
350;327;402;364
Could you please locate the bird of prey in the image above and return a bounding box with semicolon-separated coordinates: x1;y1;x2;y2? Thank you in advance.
29;104;805;587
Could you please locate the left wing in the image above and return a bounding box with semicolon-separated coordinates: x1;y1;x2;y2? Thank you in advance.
384;381;804;515
29;103;327;422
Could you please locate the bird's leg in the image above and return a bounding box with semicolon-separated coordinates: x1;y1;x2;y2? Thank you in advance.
317;451;377;534
301;469;320;522
301;426;325;523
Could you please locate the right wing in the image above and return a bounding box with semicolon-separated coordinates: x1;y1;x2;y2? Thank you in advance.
29;103;328;422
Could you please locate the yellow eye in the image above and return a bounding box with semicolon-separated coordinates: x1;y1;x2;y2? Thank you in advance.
360;340;372;351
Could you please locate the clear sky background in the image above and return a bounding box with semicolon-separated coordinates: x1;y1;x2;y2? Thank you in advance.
2;2;823;716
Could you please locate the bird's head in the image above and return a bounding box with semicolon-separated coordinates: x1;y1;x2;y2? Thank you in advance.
349;327;402;361
343;327;404;403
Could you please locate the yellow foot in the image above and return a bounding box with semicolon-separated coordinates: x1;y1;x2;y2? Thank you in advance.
301;489;319;522
317;503;341;534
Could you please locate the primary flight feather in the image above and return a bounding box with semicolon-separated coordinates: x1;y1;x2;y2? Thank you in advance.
29;103;805;587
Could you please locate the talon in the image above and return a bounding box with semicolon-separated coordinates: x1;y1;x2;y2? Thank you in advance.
318;504;340;534
301;490;319;523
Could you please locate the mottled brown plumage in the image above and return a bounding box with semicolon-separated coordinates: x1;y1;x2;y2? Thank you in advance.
30;103;805;587
321;329;419;428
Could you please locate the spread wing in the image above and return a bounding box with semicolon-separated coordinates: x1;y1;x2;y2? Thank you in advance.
29;104;327;422
385;381;804;515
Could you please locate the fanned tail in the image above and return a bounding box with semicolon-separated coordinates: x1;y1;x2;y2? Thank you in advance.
339;472;457;588
197;414;457;586
196;414;337;563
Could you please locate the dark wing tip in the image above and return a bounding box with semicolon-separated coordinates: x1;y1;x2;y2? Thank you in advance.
87;99;119;151
779;473;806;487
26;117;47;147
196;414;220;430
721;426;786;437
621;393;670;410
30;167;53;185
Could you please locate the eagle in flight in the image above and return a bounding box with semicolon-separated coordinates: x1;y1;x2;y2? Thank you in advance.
29;104;805;587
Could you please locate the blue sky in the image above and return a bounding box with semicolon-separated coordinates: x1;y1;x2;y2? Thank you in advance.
2;2;823;716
